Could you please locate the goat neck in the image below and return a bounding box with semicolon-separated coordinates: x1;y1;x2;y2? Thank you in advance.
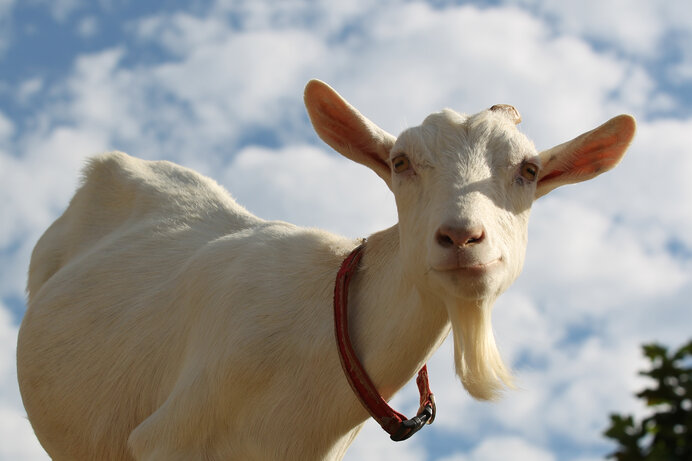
343;225;451;402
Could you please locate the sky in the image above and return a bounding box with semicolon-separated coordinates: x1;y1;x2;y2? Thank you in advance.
1;0;691;459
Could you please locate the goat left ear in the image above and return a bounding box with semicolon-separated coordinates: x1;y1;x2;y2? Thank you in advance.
304;79;396;189
535;114;636;199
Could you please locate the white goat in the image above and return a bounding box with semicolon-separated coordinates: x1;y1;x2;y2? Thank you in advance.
17;80;635;460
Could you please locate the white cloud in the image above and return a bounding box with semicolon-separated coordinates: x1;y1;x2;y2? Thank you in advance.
440;436;555;461
598;118;692;248
505;0;664;57
311;3;639;146
134;13;232;57
223;144;396;237
525;198;688;312
77;15;98;38
671;62;692;83
493;292;559;367
537;338;648;443
0;0;14;18
16;77;43;103
208;0;377;38
0;110;13;142
146;27;323;138
128;2;645;142
500;0;692;116
65;48;135;136
0;126;106;296
31;0;83;22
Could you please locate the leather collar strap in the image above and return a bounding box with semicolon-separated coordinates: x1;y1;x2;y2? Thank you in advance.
333;242;436;442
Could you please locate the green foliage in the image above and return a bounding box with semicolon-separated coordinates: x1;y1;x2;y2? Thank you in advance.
604;339;692;461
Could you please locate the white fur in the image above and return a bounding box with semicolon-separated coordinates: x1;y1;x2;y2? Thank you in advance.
17;80;636;460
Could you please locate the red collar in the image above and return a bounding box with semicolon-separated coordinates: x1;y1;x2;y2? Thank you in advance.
333;242;436;442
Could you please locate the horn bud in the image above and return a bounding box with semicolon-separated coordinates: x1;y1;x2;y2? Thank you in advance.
489;104;521;125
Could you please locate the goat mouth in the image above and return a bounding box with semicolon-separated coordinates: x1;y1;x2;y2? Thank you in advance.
432;258;502;275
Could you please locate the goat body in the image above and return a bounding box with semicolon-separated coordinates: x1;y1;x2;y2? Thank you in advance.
17;80;636;460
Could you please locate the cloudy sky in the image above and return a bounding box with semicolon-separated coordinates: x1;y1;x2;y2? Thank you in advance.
1;0;691;459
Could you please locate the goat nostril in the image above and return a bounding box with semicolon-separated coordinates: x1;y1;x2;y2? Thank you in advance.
436;225;485;248
465;231;485;245
436;232;455;248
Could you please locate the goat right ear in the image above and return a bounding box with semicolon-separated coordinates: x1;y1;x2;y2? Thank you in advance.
304;80;395;188
535;114;636;199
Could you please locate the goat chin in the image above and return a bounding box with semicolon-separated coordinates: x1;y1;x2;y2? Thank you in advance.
446;300;514;401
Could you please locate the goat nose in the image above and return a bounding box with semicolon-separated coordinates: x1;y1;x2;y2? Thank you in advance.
435;224;485;248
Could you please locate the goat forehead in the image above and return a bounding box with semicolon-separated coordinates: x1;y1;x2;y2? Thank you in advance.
397;108;534;167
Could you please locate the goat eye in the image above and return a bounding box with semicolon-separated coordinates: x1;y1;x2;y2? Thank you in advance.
520;162;539;182
392;155;411;173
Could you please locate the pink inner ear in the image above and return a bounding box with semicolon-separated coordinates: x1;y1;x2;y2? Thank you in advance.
538;169;563;184
320;116;391;173
536;114;635;197
305;79;394;184
540;132;625;186
571;133;621;171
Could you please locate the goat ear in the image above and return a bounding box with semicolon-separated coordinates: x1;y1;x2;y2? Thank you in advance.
304;79;395;188
535;114;636;199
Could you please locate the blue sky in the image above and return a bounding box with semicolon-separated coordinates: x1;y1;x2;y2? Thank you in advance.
1;1;691;460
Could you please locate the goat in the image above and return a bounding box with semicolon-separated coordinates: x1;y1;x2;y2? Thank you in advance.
17;80;636;460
